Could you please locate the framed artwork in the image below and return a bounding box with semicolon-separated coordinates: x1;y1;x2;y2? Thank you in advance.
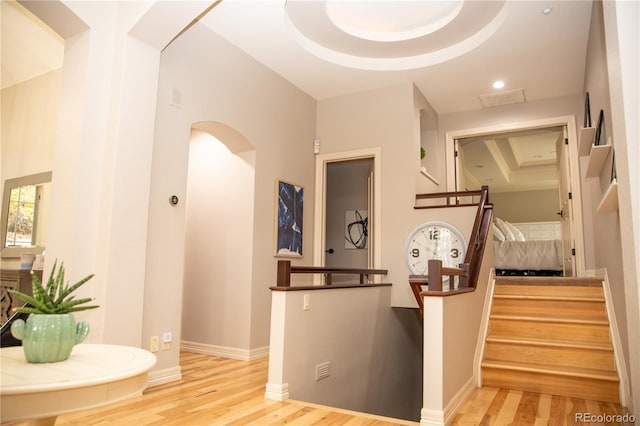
275;180;303;257
584;92;591;128
594;109;605;146
344;209;368;249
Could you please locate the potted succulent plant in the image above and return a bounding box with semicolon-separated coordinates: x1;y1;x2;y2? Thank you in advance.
8;260;98;363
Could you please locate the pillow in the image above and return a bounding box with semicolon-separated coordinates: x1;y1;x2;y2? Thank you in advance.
492;223;505;241
494;218;515;241
504;220;526;241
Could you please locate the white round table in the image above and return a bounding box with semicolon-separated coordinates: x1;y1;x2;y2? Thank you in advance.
1;344;157;425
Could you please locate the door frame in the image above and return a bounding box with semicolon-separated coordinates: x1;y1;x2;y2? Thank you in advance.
313;148;382;277
444;115;585;276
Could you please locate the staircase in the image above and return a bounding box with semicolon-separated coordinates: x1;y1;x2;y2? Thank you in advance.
482;276;620;403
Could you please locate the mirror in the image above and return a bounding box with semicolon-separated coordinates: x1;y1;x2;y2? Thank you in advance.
0;171;52;257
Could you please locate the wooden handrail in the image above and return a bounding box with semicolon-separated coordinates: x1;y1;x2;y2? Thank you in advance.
414;189;485;209
276;260;388;287
409;187;493;312
464;186;493;289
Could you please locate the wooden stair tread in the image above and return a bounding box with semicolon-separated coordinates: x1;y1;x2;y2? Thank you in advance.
492;294;604;302
481;360;619;381
489;313;609;325
494;277;603;286
483;278;620;404
485;335;614;351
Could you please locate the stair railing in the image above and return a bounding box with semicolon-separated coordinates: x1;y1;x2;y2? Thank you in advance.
409;186;493;315
276;260;388;288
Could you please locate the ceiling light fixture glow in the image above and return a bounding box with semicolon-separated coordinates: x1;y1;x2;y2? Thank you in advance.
542;7;552;15
492;80;505;89
325;0;464;42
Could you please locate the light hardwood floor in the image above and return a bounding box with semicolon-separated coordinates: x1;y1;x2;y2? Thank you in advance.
3;352;635;425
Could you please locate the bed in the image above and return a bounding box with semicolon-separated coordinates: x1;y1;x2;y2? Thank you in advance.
492;218;563;276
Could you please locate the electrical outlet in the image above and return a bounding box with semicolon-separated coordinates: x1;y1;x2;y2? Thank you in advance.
162;332;172;350
303;294;310;311
150;336;160;352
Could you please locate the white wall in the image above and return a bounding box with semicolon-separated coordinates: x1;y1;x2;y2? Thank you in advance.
16;1;213;369
318;83;438;308
182;130;255;351
1;70;61;184
146;21;317;370
415;85;442;193
1;70;61;268
599;0;640;412
15;1;163;351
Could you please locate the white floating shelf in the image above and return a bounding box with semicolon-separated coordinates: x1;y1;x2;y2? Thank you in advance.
579;127;596;156
585;144;612;178
598;179;619;213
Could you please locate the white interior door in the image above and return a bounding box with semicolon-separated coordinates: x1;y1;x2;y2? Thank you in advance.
557;127;575;276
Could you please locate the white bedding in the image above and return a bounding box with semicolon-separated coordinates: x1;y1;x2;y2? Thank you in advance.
493;239;563;270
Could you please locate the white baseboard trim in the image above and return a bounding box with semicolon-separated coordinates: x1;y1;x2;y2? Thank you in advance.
443;377;477;423
420;377;476;426
420;408;445;426
598;270;632;408
474;268;496;387
180;340;269;361
147;366;182;388
585;268;607;280
264;382;290;401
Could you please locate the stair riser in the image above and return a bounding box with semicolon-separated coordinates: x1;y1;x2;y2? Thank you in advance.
488;319;611;345
494;284;604;298
491;299;608;320
484;342;616;372
482;367;619;403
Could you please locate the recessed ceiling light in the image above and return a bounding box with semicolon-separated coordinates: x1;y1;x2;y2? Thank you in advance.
542;7;552;15
492;80;505;89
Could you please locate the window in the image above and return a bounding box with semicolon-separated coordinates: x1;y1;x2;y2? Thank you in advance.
1;171;52;257
6;184;39;247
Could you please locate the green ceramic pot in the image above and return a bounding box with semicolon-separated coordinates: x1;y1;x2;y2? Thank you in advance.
10;314;89;363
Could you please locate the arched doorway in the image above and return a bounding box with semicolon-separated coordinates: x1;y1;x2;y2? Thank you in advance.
181;122;257;357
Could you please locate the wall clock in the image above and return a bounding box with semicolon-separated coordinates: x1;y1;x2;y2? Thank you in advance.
405;221;467;275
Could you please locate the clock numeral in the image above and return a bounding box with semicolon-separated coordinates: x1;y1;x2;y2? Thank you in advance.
451;248;460;259
428;229;440;240
411;248;420;258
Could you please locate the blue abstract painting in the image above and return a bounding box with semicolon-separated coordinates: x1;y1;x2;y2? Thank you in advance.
276;180;303;257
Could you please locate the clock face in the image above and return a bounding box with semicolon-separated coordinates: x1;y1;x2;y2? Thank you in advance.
405;221;467;275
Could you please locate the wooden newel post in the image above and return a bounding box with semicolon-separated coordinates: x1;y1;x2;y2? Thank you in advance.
428;259;443;291
277;260;291;287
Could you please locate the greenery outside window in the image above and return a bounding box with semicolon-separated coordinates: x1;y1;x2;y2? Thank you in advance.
6;184;39;247
1;172;52;258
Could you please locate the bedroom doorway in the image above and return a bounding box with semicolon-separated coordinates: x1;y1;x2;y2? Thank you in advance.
445;116;585;277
